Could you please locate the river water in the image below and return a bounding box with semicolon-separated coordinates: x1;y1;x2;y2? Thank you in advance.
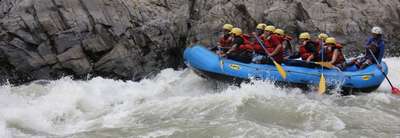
0;58;399;138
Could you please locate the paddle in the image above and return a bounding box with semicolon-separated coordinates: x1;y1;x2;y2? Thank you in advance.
368;49;400;95
318;42;327;94
315;62;334;68
216;46;224;71
253;34;287;79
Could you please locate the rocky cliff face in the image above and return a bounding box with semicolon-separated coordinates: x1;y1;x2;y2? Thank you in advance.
1;0;399;84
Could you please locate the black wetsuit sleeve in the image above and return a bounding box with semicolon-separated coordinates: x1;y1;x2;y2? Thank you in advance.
305;42;317;53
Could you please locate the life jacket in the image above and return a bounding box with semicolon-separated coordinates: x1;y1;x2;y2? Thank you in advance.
299;41;320;61
263;35;276;52
264;34;284;63
282;35;293;57
364;48;379;63
218;34;233;48
237;34;254;52
364;39;381;63
261;35;272;49
324;43;345;65
252;34;266;53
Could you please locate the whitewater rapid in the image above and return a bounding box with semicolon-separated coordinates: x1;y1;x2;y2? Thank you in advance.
0;58;399;137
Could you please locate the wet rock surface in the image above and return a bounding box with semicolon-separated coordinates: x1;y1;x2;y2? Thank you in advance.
1;0;399;84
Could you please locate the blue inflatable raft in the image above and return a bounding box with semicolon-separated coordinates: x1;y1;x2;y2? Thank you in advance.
184;45;388;93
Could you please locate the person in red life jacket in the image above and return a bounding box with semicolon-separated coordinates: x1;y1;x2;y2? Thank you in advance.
252;25;280;64
216;24;234;55
266;28;285;63
289;32;320;62
254;23;267;36
262;25;276;40
251;23;276;64
314;33;328;61
272;29;294;61
259;25;276;52
321;37;346;69
221;28;254;63
251;23;268;54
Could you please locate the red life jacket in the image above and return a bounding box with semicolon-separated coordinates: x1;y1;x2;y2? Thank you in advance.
299;46;311;60
264;34;284;63
260;35;272;51
238;34;254;52
252;34;266;53
299;41;320;60
276;34;285;43
218;35;233;48
324;44;345;65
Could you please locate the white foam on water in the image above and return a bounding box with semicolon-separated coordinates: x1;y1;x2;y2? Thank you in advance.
0;119;11;138
0;58;399;137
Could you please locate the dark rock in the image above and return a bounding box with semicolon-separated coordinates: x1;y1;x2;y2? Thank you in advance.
37;41;57;64
34;0;66;35
31;66;52;80
53;31;81;53
82;34;112;53
56;46;91;74
0;43;6;61
0;38;46;72
94;42;140;79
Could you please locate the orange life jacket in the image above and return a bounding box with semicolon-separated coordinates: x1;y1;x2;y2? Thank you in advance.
324;44;345;65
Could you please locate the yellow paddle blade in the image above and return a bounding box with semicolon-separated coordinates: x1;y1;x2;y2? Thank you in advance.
219;59;224;71
273;61;287;79
316;62;334;68
318;74;326;95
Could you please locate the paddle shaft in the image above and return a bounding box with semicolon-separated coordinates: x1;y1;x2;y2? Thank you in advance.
368;49;396;88
320;42;325;69
319;39;326;94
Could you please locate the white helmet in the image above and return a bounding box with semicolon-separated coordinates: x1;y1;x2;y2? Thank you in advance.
371;26;383;34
